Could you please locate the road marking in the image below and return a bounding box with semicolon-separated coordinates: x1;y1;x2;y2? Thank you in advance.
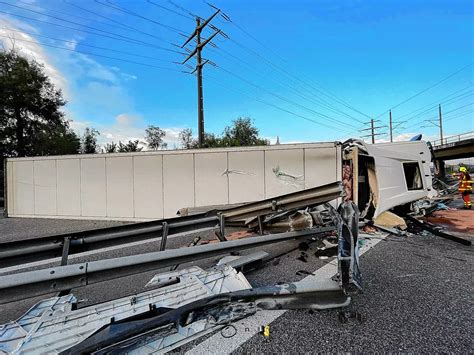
187;232;388;355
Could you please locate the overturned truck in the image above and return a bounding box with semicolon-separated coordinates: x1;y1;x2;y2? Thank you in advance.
0;140;434;353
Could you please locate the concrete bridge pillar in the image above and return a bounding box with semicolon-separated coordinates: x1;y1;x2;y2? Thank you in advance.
434;159;445;178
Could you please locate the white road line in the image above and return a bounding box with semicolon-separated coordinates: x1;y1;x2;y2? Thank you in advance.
187;232;388;355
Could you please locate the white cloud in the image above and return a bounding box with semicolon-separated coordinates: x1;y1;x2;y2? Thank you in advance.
121;73;138;81
69;113;183;151
116;113;140;126
0;17;68;95
64;39;77;50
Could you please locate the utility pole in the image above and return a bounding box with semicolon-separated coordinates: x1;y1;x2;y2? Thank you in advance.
181;10;222;147
438;104;444;144
388;110;406;143
389;110;393;143
422;104;444;143
360;119;387;144
195;17;204;147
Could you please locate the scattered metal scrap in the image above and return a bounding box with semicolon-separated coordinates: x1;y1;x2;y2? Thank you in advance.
0;256;257;354
405;214;471;246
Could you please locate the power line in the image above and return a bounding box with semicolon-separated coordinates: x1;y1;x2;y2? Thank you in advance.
173;0;371;122
401;88;473;124
147;0;194;20
406;101;474;130
95;0;186;35
0;34;184;72
0;11;184;54
11;0;129;32
444;108;474;122
0;27;174;63
0;1;151;43
226;37;370;123
205;46;369;123
375;62;474;118
63;0;175;45
167;0;199;18
206;74;358;135
395;85;473;121
215;65;362;130
392;88;474;131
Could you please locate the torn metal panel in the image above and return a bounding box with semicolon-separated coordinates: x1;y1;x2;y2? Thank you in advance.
272;165;305;188
0;264;253;354
326;201;361;292
64;277;349;354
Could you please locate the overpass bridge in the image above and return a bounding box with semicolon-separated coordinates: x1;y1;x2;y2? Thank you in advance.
430;131;474;176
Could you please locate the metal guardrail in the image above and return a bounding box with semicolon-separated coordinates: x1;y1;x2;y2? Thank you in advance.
0;182;343;269
0;226;336;304
431;131;474;148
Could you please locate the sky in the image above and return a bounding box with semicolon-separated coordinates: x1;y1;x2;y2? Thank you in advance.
0;0;473;149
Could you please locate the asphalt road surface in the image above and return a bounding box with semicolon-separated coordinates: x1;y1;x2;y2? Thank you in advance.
0;213;472;353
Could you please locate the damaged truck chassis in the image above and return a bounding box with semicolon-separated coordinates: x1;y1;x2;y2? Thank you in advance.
0;139;436;353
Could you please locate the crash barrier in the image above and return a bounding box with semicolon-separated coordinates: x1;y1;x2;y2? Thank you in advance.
0;182;343;268
431;131;474;147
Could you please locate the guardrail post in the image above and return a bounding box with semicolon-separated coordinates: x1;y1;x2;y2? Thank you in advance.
215;213;227;241
257;215;264;235
159;222;169;251
61;237;71;266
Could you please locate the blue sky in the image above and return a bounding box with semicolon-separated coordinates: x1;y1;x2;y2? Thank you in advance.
0;0;473;147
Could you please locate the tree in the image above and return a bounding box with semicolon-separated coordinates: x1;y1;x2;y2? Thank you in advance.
35;126;81;156
221;117;268;147
104;141;117;153
201;133;221;148
117;140;143;152
179;128;196;149
0;48;79;157
145;125;167;150
81;127;100;154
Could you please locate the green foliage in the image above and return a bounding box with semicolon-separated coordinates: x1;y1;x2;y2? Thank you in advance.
81;127;100;154
117;140;143;152
0;48;79;157
179;128;195;149
220;117;268;147
178;117;268;149
145;125;167;150
103;141;118;153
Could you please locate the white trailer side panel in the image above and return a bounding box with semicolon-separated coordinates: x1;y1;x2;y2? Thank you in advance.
195;152;228;207
228;151;265;204
6;161;14;215
133;155;163;219
33;160;57;216
106;157;134;218
163;154;195;217
5;143;341;221
81;158;106;218
304;147;339;188
56;159;81;216
13;161;34;215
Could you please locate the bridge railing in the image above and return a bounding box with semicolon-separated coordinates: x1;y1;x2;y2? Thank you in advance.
431;131;474;148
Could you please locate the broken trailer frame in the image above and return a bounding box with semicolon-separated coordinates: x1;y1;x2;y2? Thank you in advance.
0;139;438;353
